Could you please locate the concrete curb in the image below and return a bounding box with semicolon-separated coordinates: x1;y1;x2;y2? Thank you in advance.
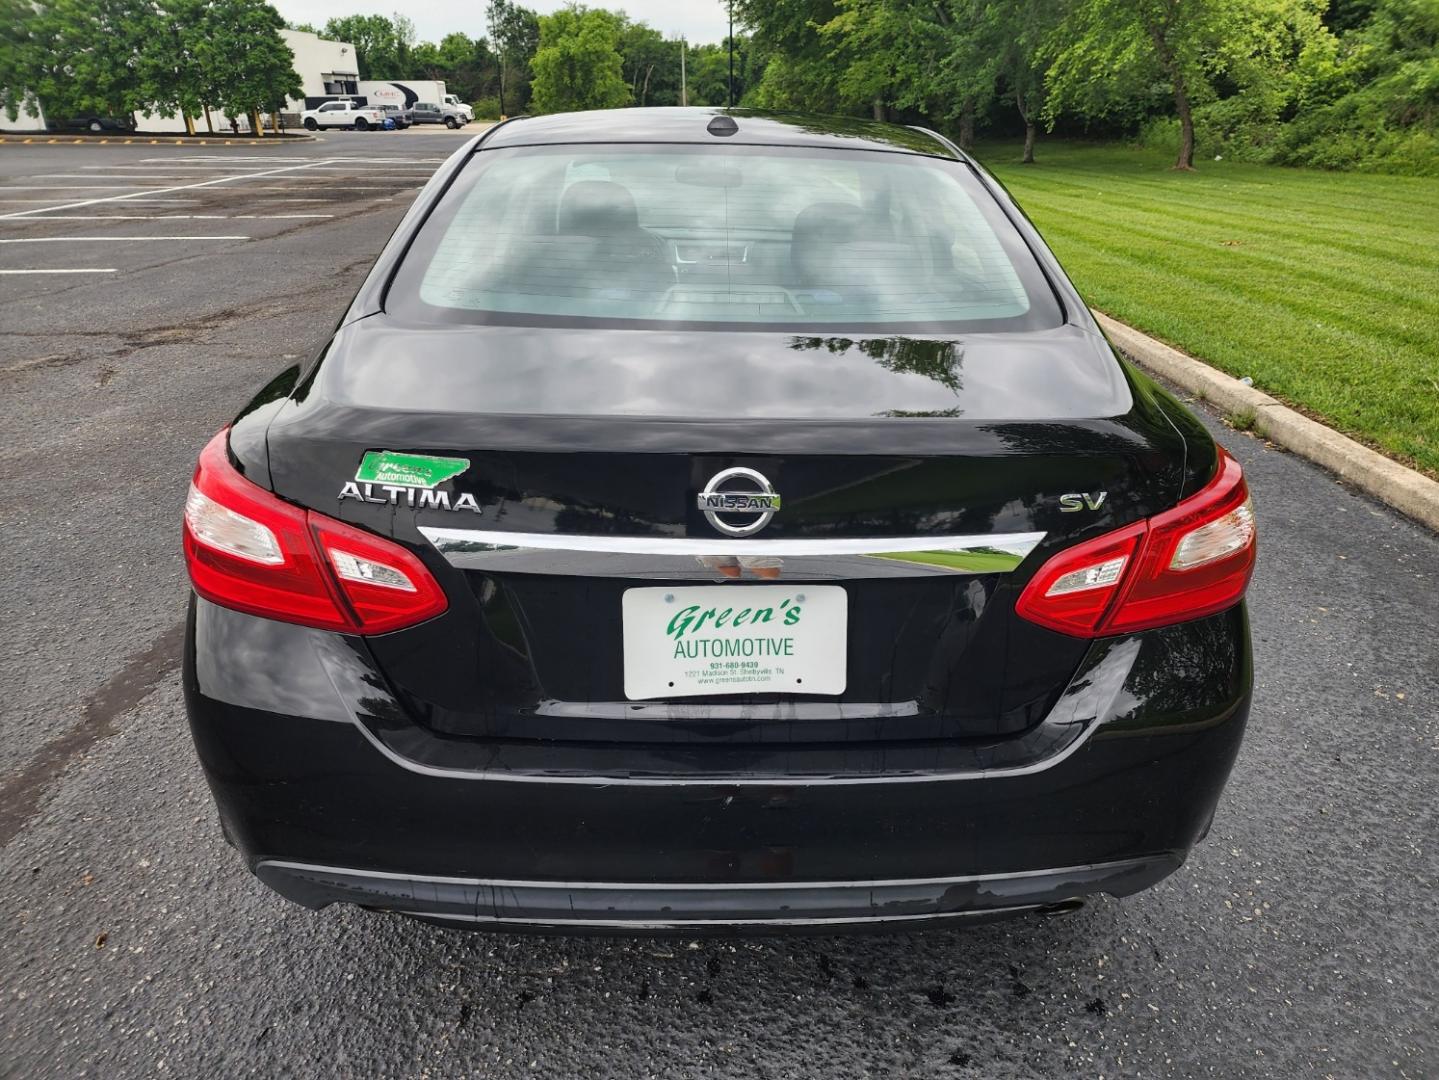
1096;311;1439;533
0;134;318;146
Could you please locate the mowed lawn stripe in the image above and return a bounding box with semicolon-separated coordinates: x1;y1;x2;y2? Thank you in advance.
1015;182;1439;276
1040;234;1436;469
985;141;1439;477
1020;197;1438;344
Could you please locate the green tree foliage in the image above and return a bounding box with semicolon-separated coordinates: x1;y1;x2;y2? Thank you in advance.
1046;0;1330;169
684;37;762;106
618;19;671;106
529;4;631;113
322;13;405;78
488;0;541;114
14;0;160;121
1;0;298;129
209;0;300;120
1270;0;1439;170
146;0;215;131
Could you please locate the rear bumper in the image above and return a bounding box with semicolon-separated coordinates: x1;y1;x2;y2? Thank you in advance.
184;599;1251;932
254;855;1181;934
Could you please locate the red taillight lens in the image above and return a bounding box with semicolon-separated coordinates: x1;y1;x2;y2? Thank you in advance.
182;430;448;635
1016;450;1256;638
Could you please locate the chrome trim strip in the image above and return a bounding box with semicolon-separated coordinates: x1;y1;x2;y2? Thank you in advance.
345;711;1099;786
257;857;1148;892
390;907;1037;929
419;526;1045;564
534;699;921;720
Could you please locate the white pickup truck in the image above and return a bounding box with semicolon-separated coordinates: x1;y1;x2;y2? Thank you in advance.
300;101;387;131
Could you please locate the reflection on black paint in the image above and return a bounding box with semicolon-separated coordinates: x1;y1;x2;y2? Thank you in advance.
787;336;965;395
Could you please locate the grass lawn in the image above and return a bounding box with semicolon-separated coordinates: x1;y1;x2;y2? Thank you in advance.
978;140;1439;478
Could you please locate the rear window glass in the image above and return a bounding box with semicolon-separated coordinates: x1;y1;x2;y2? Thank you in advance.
388;144;1062;333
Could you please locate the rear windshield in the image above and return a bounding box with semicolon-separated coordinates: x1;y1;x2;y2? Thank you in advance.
387;144;1062;333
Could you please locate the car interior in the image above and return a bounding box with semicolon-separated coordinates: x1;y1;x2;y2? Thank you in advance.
417;151;1035;325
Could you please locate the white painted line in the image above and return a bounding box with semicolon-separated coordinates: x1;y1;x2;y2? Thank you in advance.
0;185;172;190
0;212;336;221
32;174;237;180
0;160;329;220
0;268;117;275
0;197;198;204
0;236;249;243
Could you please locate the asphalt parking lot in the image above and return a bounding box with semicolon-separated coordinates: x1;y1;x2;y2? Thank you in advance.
1;132;1436;1079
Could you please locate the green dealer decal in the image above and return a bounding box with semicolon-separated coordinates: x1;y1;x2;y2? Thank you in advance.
354;451;469;489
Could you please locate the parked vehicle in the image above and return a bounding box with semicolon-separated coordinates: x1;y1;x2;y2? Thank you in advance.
410;101;467;128
380;104;413;129
182;109;1257;934
53;115;136;134
300;100;385;131
443;94;474;122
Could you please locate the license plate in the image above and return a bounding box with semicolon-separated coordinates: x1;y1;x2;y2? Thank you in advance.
622;585;847;700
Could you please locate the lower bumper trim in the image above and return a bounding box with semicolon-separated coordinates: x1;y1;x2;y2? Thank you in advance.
254;853;1183;933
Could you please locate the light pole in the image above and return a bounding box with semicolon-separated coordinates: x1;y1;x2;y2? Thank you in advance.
727;0;734;108
680;35;687;107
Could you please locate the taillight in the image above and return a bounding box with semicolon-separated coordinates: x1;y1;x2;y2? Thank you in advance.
182;430;448;634
1016;449;1255;638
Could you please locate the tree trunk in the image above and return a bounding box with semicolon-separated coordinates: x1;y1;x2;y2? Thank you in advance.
183;113;195;137
958;98;975;154
203;105;213;133
1022;120;1036;164
497;64;506;117
251;108;263;137
641;65;653;107
872;97;884;122
1148;20;1196;170
1173;85;1196;170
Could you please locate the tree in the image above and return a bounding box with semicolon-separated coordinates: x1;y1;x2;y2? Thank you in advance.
14;0;162;123
617;18;671;106
975;0;1066;162
322;13;403;79
145;0;214;135
529;4;630;113
0;0;38;121
1046;0;1318;169
487;0;540;114
208;0;301;132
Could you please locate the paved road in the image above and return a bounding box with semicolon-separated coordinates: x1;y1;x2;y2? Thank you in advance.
1;135;1436;1080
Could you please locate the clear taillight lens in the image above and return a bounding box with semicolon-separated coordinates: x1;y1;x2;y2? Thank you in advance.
1170;497;1255;570
184;485;283;565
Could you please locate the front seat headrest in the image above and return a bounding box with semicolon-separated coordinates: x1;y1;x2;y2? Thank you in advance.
558;181;642;235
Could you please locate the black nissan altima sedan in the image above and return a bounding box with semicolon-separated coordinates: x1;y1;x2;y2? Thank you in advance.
182;108;1256;933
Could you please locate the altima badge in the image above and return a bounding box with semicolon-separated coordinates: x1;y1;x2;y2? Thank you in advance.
697;467;782;536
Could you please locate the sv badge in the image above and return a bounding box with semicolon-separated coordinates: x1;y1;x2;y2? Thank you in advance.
1059;491;1108;513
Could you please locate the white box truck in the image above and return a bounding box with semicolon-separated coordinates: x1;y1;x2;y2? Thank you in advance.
357;81;473;121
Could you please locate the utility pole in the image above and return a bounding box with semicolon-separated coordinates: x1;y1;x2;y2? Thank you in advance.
727;0;734;108
680;36;687;107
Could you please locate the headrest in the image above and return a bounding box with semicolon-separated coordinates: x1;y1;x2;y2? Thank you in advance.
557;181;641;235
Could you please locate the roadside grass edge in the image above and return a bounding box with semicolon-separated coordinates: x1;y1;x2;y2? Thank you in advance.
1098;311;1439;535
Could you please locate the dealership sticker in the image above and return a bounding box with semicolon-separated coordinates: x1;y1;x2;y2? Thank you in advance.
340;451;481;512
355;451;469;488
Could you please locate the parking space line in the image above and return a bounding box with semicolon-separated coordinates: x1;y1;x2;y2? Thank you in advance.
0;236;249;243
0;268;118;274
0;197;199;204
0;160;330;220
0;213;336;220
